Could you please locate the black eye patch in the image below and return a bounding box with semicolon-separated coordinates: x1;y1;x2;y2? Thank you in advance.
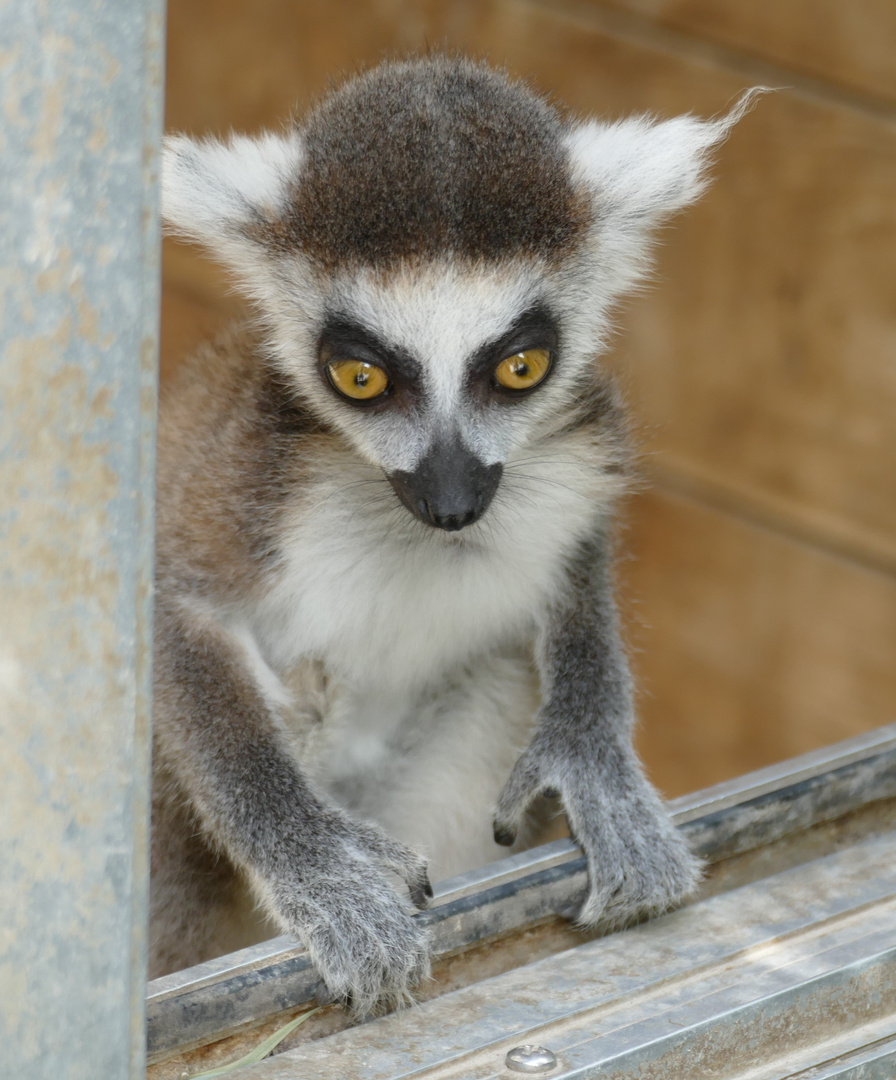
465;304;559;398
318;313;421;407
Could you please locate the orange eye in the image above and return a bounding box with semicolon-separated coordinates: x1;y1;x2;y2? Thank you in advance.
326;359;390;401
493;348;552;391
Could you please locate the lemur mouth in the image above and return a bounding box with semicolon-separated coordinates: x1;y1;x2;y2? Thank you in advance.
387;435;503;532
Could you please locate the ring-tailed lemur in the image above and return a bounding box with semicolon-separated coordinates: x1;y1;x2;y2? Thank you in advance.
155;55;758;1012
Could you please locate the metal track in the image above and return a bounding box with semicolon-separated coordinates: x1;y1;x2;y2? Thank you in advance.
147;724;896;1062
255;829;896;1079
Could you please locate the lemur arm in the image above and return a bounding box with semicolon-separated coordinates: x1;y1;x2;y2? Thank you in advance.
152;600;431;1010
494;533;701;926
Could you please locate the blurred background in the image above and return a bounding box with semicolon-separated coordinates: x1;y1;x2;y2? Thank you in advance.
160;0;896;799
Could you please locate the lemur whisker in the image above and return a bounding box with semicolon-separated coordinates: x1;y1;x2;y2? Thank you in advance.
503;472;594;501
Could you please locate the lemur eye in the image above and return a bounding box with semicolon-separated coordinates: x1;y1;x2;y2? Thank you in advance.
326;359;390;401
493;348;552;391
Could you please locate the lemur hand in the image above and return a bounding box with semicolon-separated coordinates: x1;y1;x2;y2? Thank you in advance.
268;813;432;1013
493;736;701;929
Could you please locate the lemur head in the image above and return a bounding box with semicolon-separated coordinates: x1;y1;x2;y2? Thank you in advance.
163;57;757;532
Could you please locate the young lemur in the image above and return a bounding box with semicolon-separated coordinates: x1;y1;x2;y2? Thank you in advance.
155;55;755;1011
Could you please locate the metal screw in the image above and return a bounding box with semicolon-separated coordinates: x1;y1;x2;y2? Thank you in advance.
505;1044;558;1073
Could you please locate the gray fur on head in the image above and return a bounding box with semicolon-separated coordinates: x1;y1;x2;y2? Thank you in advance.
163;57;759;280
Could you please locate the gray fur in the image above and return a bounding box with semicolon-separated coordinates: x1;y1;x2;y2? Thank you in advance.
261;56;591;269
153;595;432;1012
493;535;700;927
154;56;754;1012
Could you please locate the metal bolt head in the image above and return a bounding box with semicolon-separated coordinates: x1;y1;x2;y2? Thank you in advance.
505;1044;558;1073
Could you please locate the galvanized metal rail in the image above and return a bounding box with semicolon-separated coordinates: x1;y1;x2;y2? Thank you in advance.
256;827;896;1079
1;2;163;1077
147;724;896;1065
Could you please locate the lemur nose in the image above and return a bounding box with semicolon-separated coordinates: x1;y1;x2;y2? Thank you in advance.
389;435;503;532
431;506;479;531
418;498;480;531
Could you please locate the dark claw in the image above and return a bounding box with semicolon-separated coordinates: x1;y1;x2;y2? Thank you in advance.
493;823;516;847
409;874;432;910
542;786;561;800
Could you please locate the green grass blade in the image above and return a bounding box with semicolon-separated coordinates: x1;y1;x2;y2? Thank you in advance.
190;1006;322;1077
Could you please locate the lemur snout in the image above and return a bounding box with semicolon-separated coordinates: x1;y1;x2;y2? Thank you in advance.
388;435;503;531
417;497;482;532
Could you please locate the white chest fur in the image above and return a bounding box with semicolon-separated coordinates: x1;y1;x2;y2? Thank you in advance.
251;460;600;696
240;454;609;877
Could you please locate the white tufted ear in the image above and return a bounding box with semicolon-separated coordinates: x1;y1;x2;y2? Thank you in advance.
565;90;764;228
161;130;303;258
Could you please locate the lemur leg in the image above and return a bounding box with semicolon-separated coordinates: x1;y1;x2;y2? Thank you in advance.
152;601;432;1012
494;534;701;928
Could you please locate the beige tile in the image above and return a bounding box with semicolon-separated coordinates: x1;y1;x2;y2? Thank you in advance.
623;488;896;796
594;0;896;105
614;86;896;571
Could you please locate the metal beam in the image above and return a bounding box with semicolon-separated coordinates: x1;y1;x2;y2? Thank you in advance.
146;725;896;1061
254;829;896;1079
0;1;164;1076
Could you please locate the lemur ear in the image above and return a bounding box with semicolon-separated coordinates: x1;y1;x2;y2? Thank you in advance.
565;90;764;228
161;130;302;257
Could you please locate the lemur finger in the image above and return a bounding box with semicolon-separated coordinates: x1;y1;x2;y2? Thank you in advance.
352;823;431;906
493;824;516;847
493;753;544;845
407;872;433;911
576;883;622;929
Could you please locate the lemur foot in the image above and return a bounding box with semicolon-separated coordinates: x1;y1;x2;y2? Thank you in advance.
494;744;701;930
266;817;432;1014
